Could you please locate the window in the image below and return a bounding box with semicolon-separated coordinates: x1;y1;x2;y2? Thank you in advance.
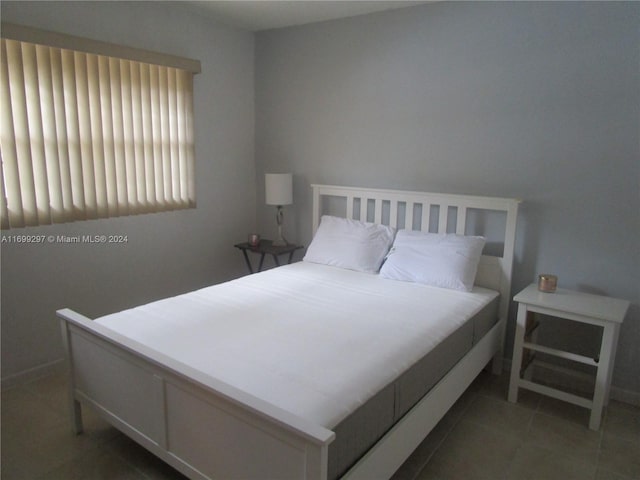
0;24;200;229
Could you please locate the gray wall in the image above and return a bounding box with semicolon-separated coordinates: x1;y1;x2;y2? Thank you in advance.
1;1;256;381
255;2;640;398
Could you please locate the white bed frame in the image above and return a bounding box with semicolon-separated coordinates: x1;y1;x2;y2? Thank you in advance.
58;185;520;480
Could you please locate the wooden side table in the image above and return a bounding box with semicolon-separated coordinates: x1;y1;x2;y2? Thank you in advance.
234;240;303;274
508;283;629;430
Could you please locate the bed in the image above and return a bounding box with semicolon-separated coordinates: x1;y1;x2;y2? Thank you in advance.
58;184;520;480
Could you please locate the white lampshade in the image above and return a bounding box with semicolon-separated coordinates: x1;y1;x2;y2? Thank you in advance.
265;173;293;206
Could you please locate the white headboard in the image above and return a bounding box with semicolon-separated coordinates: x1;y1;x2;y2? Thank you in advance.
311;184;521;323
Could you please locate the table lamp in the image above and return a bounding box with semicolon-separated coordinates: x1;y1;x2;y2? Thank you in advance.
265;173;293;246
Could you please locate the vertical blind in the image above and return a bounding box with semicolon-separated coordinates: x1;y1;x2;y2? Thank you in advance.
0;37;196;229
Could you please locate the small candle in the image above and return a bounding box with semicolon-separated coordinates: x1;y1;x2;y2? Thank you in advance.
248;233;260;247
538;274;557;293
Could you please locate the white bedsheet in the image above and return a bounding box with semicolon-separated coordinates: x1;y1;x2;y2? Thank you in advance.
96;262;498;429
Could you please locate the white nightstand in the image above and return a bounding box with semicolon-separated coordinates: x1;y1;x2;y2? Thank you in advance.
508;283;629;430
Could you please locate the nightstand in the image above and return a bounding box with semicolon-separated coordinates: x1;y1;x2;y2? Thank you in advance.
234;240;303;274
508;283;629;430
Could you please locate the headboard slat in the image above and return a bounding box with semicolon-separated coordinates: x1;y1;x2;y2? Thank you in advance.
437;205;449;233
346;196;354;220
373;199;382;224
456;206;467;235
389;200;398;227
405;202;414;231
421;203;431;232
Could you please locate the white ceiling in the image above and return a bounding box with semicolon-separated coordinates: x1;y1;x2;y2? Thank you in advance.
184;1;430;31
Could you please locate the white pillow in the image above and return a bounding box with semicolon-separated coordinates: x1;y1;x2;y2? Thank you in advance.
379;230;485;291
303;215;395;273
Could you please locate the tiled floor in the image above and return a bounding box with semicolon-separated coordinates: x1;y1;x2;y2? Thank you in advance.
2;369;639;480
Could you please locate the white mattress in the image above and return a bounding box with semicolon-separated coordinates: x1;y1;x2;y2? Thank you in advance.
96;262;498;429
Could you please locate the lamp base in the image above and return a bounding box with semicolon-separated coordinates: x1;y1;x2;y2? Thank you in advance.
272;237;289;247
272;206;289;246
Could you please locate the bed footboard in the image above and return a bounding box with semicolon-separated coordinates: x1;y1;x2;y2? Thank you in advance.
58;309;335;480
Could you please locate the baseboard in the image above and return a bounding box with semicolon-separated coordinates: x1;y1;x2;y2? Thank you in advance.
609;385;640;407
503;357;640;407
1;359;65;391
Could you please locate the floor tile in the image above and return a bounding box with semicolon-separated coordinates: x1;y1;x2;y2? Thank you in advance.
505;444;597;480
603;401;640;445
34;447;146;480
594;467;636;480
2;410;115;477
537;395;592;427
462;394;535;439
598;432;640;479
416;419;522;480
0;432;56;479
1;386;67;441
526;412;601;464
23;371;70;416
476;369;540;410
